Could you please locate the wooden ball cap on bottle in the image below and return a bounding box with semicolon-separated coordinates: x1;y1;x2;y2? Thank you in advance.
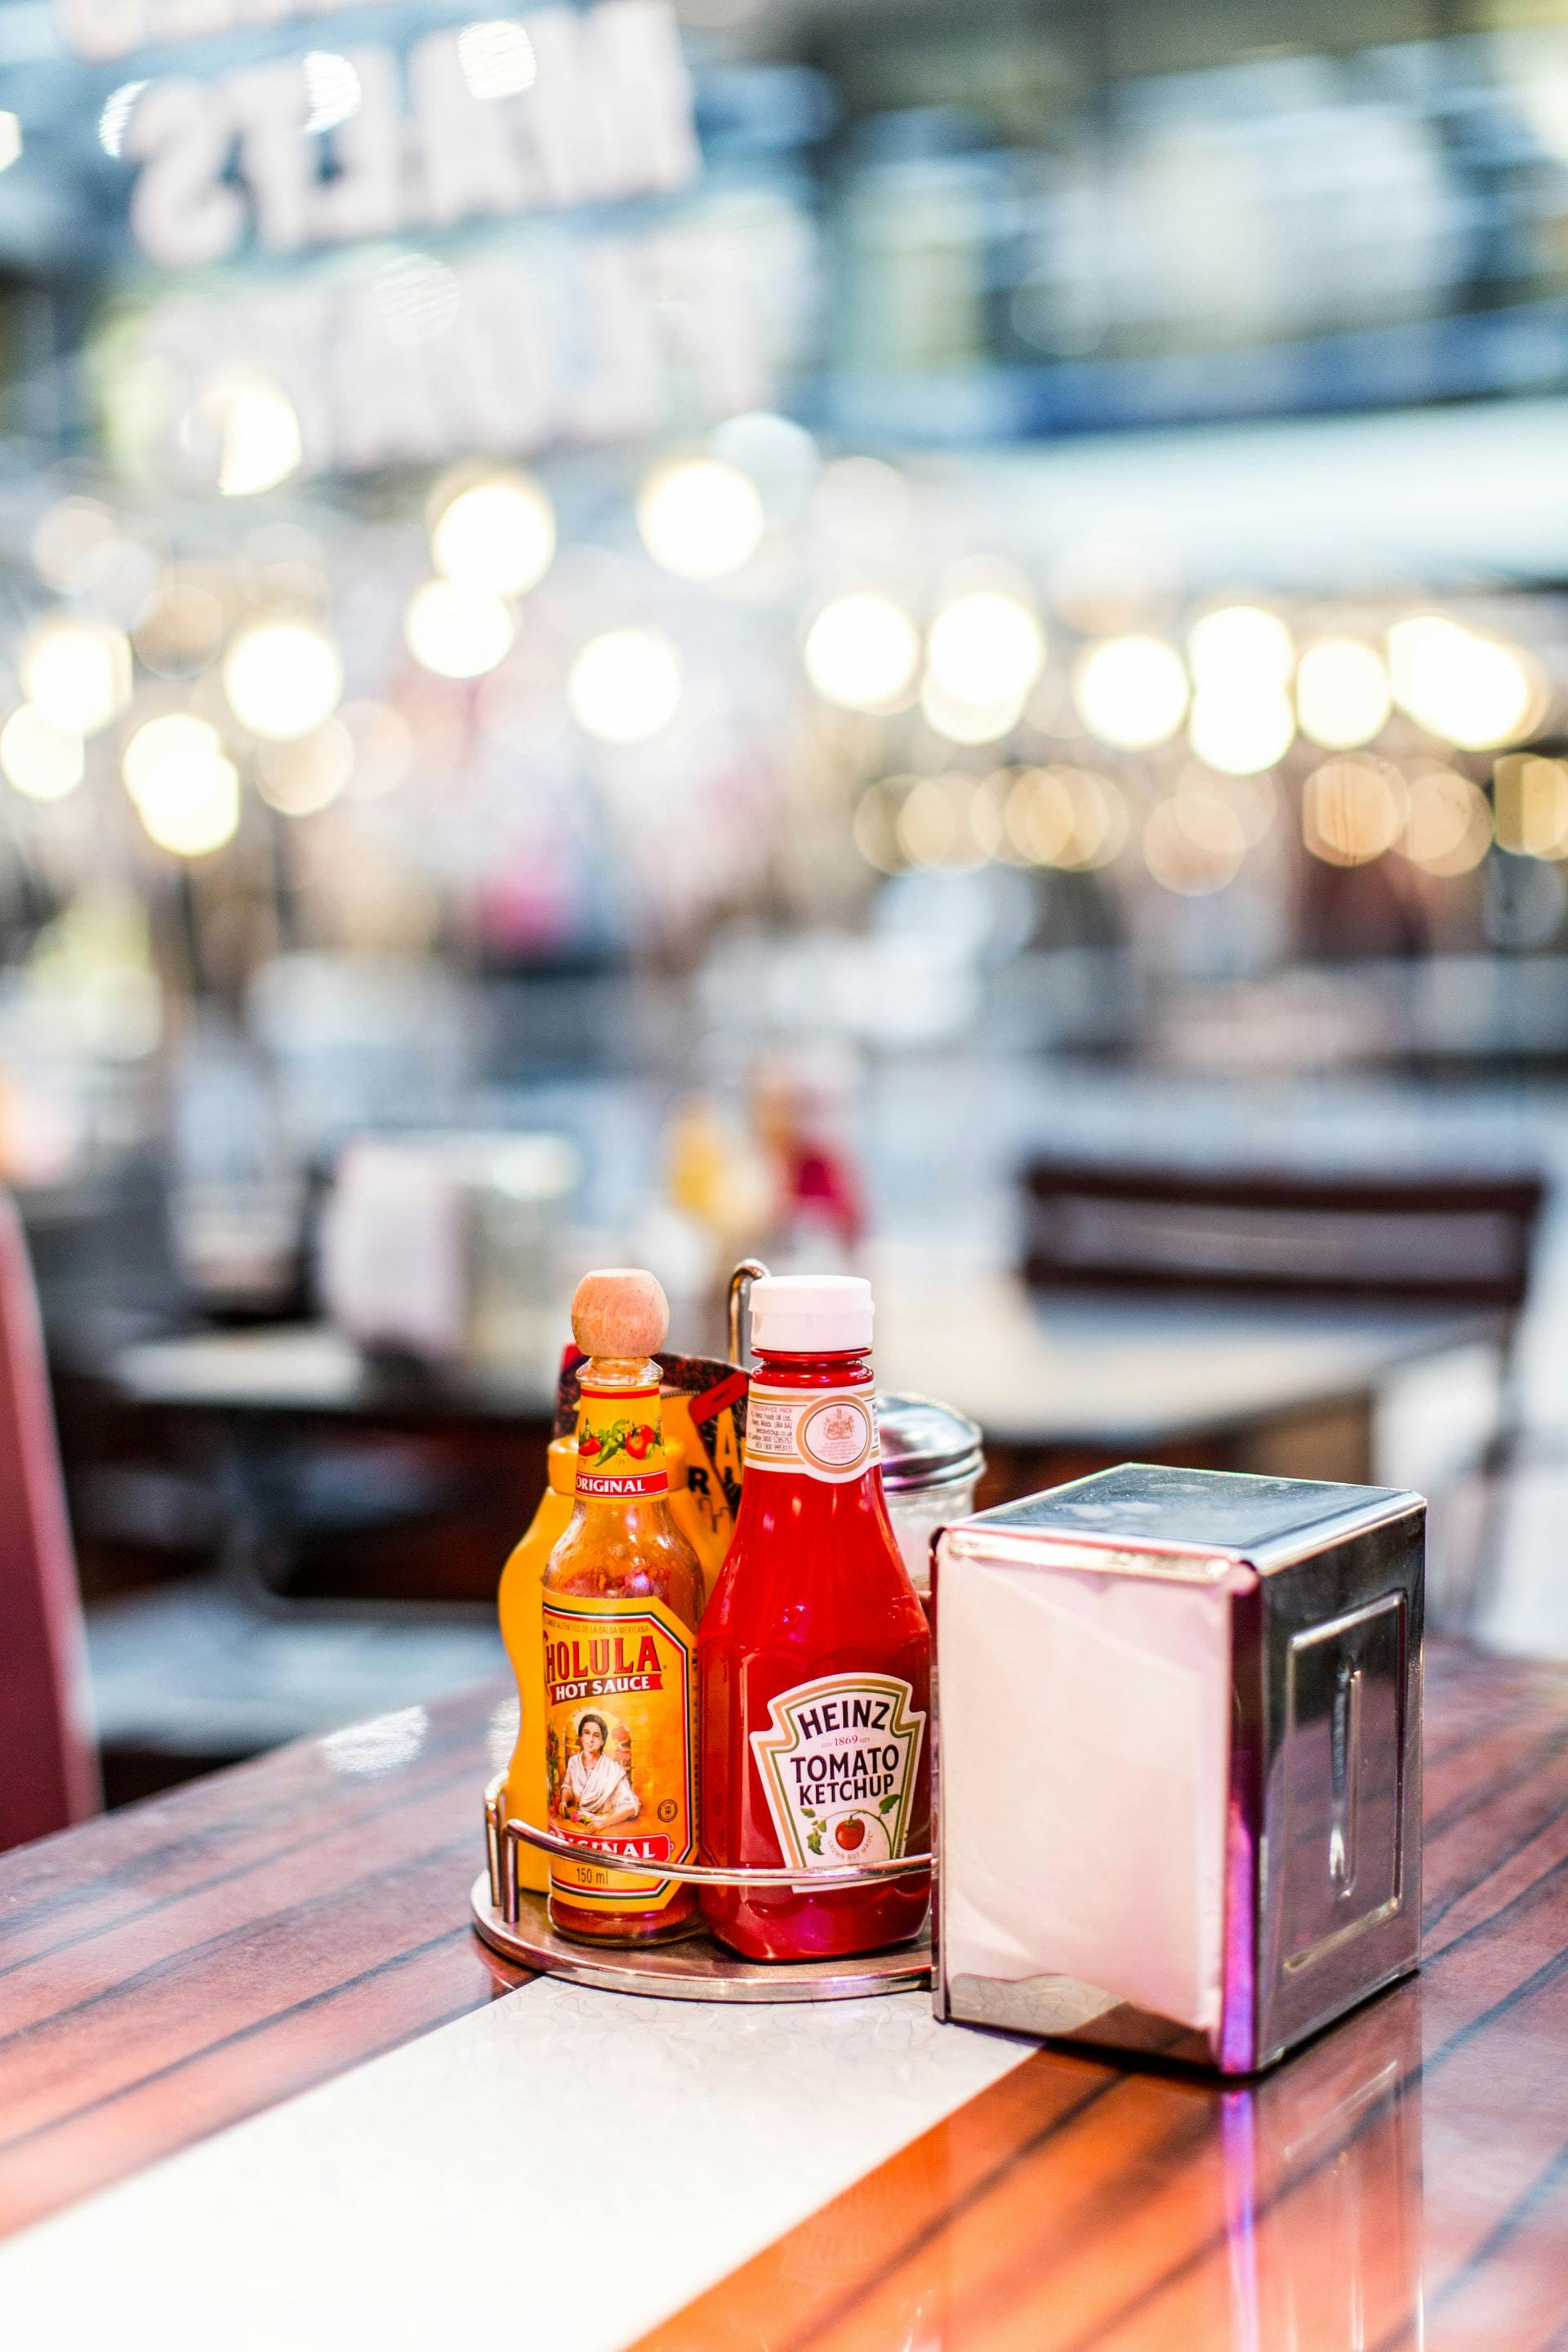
571;1267;668;1360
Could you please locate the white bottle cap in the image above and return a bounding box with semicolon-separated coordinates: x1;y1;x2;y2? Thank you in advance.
748;1274;873;1354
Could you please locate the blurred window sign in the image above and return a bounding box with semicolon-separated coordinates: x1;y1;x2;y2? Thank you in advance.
114;2;697;270
115;223;768;478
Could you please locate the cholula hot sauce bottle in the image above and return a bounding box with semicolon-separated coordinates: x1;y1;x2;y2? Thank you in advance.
542;1270;705;1945
698;1275;930;1961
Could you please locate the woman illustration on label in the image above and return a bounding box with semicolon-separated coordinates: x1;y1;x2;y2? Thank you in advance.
562;1713;639;1829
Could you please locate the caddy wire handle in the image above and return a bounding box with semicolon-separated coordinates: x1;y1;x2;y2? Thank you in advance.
484;1776;930;1926
727;1258;770;1368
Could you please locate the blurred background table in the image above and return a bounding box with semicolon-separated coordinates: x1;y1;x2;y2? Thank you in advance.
110;1277;1496;1512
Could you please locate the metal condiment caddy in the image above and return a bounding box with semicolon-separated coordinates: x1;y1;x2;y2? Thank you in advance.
472;1778;932;2002
470;1258;937;2005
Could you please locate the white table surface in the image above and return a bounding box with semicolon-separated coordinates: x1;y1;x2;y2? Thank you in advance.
0;1974;1030;2351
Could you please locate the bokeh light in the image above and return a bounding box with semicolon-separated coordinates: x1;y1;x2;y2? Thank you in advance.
19;617;132;736
895;774;991;871
1143;790;1247;894
431;472;555;598
256;721;355;817
812;458;911;548
1187;686;1295;776
134;572;228;679
211;381;304;497
1004;764;1127;869
1388;616;1535;750
223;620;343;739
803;593;920;712
1295;638;1392;750
1073;635;1190;749
919;672;1025;746
0;706;85;801
301;51;361;133
636;459;765;581
852;777;910;874
404;581;514;679
926;591;1046;706
123;714;241;856
457;18;538;96
1401;766;1494;875
568;627;682;744
1303;755;1406;866
1494;755;1568;858
123;712;221;797
136;754;241;858
1187;604;1294;688
32;498;115;592
1176;760;1278;845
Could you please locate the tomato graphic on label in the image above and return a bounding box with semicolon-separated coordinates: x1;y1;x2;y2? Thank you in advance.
579;1431;602;1458
626;1426;655;1460
835;1815;867;1852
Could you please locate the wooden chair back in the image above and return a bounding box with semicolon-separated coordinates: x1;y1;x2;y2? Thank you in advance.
1022;1158;1545;1312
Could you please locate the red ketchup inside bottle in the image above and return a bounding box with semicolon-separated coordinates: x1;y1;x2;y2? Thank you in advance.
698;1275;931;1962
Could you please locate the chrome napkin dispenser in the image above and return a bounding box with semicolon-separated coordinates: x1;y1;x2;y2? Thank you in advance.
933;1464;1423;2074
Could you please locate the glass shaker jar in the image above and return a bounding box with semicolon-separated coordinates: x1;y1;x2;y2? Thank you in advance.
876;1392;986;1598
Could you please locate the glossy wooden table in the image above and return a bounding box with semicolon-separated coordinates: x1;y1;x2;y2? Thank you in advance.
2;1642;1565;2348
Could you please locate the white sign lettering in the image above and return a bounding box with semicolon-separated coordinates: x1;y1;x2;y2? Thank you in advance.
119;3;700;270
116;221;771;479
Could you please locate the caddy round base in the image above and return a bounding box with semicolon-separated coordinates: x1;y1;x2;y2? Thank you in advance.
470;1876;932;2002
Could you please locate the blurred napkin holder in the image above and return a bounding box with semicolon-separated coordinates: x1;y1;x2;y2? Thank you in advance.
933;1464;1423;2074
320;1133;578;1372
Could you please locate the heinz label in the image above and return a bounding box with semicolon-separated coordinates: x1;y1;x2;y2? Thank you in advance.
543;1592;695;1913
743;1383;880;1485
575;1381;669;1499
751;1672;924;1875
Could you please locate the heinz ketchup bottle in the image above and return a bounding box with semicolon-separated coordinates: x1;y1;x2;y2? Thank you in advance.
699;1275;930;1961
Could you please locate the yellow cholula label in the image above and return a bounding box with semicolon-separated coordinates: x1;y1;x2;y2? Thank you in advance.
542;1591;695;1911
574;1382;669;1499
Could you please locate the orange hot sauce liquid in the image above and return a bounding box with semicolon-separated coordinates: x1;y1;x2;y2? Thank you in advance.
543;1355;705;1945
698;1343;931;1962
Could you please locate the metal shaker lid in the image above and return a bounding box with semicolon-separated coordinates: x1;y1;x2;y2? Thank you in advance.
877;1391;985;1493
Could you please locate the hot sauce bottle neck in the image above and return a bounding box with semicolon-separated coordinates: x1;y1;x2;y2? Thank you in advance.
576;1359;667;1502
581;1353;663;1392
568;1269;672;1504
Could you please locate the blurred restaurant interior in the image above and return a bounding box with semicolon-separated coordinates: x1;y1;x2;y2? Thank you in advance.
7;0;1568;1818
